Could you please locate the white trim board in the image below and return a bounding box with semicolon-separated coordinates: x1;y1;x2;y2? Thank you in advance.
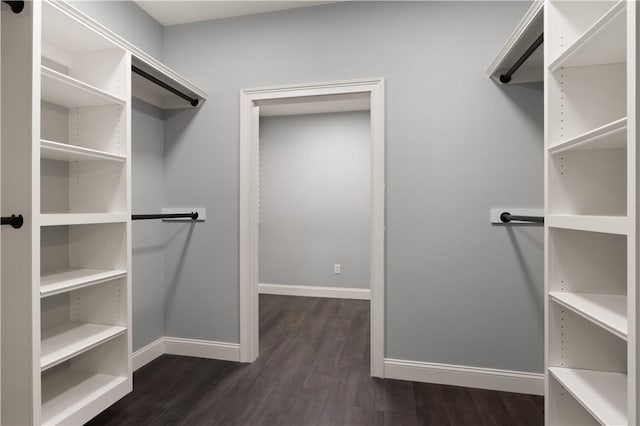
259;283;371;300
240;78;385;377
132;337;241;371
384;358;544;396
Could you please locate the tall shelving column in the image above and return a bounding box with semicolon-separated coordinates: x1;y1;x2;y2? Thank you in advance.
1;1;132;424
38;1;132;425
545;1;636;424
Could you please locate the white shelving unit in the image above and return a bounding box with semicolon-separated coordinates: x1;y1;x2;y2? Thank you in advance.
2;1;133;424
41;66;125;108
1;1;207;424
41;269;127;297
38;1;132;424
40;213;129;226
41;323;127;371
545;1;637;424
41;371;128;426
549;367;628;426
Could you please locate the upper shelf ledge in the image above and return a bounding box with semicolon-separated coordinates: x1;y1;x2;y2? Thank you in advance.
548;1;626;72
487;1;543;84
48;0;208;110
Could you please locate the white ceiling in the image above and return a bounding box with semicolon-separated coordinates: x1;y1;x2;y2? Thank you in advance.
135;1;337;26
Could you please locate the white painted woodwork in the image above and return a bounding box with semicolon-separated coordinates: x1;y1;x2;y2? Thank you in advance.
486;1;544;84
549;117;627;154
40;213;128;226
239;78;385;377
40;322;126;370
41;67;125;108
47;1;207;109
550;292;627;340
546;215;630;235
41;269;126;298
2;0;208;422
41;371;128;426
1;1;40;423
545;1;637;423
41;140;126;163
549;367;627;426
548;1;626;72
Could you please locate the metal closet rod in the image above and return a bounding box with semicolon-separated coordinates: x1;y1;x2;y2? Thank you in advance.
2;1;24;13
132;65;199;107
132;212;199;221
1;214;24;229
500;212;544;224
500;33;544;84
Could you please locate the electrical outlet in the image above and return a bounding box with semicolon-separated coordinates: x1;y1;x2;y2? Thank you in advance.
334;264;341;274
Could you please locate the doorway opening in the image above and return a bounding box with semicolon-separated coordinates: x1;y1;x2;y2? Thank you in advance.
239;78;385;377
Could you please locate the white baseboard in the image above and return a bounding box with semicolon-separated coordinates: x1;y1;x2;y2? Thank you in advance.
164;337;240;362
132;337;241;371
132;338;165;371
259;283;371;300
384;358;544;395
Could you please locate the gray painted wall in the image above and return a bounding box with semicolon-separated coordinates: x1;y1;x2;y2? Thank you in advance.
131;99;165;351
162;1;544;373
69;0;164;60
259;112;370;289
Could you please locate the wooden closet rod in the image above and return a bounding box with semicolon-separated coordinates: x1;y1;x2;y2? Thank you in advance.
132;65;199;107
1;214;24;229
500;33;543;84
132;212;199;221
500;212;544;224
2;1;24;13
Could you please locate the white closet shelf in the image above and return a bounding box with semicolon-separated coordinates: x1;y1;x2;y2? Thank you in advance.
549;1;626;72
550;292;627;340
549;117;627;154
549;367;627;426
40;213;128;226
41;268;127;298
546;215;629;235
42;371;128;426
41;140;126;163
41;322;126;371
41;66;125;108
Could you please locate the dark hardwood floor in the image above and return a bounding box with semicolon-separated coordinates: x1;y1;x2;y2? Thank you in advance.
88;294;543;425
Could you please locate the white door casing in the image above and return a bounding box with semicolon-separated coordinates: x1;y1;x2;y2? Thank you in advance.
239;78;386;376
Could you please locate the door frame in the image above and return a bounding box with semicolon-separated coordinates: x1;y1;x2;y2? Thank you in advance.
239;77;386;376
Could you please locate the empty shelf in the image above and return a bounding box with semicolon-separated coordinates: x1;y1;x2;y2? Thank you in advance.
41;140;126;163
41;322;126;371
546;215;629;235
41;269;127;298
549;1;626;71
41;66;125;108
42;371;128;426
40;213;128;226
549;367;626;426
549;118;627;154
550;292;627;340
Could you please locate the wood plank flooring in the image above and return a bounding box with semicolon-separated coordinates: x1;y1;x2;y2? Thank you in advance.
88;295;543;425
